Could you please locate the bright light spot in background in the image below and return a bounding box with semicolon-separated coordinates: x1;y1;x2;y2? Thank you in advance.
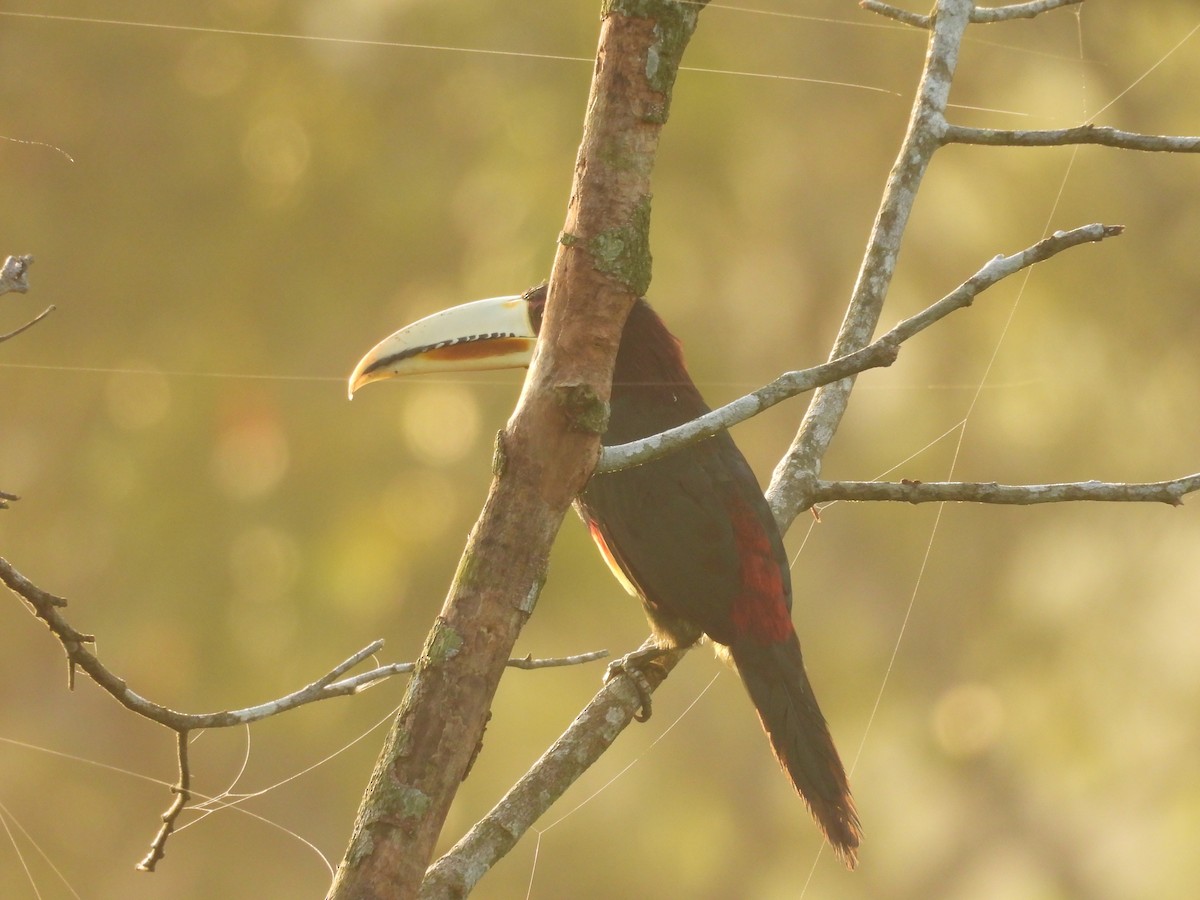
211;411;290;499
932;682;1005;759
399;383;481;466
105;363;171;430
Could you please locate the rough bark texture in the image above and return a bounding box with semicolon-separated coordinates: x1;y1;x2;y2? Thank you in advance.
327;3;705;898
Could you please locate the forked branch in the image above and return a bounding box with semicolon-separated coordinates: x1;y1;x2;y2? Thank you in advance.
0;255;53;344
861;0;1085;28
0;555;606;869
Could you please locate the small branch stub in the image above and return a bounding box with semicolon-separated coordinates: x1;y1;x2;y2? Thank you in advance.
1;254;55;344
0;254;32;294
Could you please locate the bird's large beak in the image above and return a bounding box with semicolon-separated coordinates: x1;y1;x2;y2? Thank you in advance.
348;294;538;399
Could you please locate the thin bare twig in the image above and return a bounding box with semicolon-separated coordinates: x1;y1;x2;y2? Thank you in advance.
3;552;607;726
597;223;1121;474
506;649;609;669
860;1;931;28
598;342;898;474
137;730;191;872
969;0;1086;24
812;475;1200;507
945;123;1200;153
420;1;1195;884
0;553;608;868
0;304;56;343
1;560;393;728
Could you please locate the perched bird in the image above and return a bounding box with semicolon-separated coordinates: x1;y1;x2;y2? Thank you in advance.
349;284;860;866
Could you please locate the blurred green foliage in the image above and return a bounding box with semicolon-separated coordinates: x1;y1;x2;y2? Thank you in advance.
1;1;1199;898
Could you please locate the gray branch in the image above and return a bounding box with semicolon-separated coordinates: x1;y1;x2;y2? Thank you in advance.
860;0;1086;27
0;305;55;343
420;638;685;900
505;649;609;669
945;123;1200;153
812;475;1200;507
0;556;402;728
0;557;610;729
969;0;1087;24
408;0;1198;894
860;0;932;28
417;220;1128;900
0;552;608;869
0;255;54;344
597;223;1121;475
767;0;973;528
0;254;32;295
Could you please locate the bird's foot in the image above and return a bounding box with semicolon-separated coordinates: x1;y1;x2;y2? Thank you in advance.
604;645;669;723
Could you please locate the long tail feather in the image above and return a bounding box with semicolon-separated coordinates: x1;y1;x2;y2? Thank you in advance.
730;634;861;867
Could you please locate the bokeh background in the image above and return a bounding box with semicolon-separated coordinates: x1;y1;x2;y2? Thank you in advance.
2;1;1199;898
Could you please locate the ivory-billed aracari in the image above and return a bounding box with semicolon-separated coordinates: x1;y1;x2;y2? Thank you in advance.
348;285;861;866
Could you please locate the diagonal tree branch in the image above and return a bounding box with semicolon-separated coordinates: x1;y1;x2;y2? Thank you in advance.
597;223;1121;474
425;424;1200;891
422;3;978;888
329;4;712;897
767;0;974;527
7;0;1191;895
420;637;684;899
1;553;607;870
415;3;1199;889
0;556;406;728
0;304;55;343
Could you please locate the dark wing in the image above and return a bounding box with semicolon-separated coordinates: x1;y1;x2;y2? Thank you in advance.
578;428;791;648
